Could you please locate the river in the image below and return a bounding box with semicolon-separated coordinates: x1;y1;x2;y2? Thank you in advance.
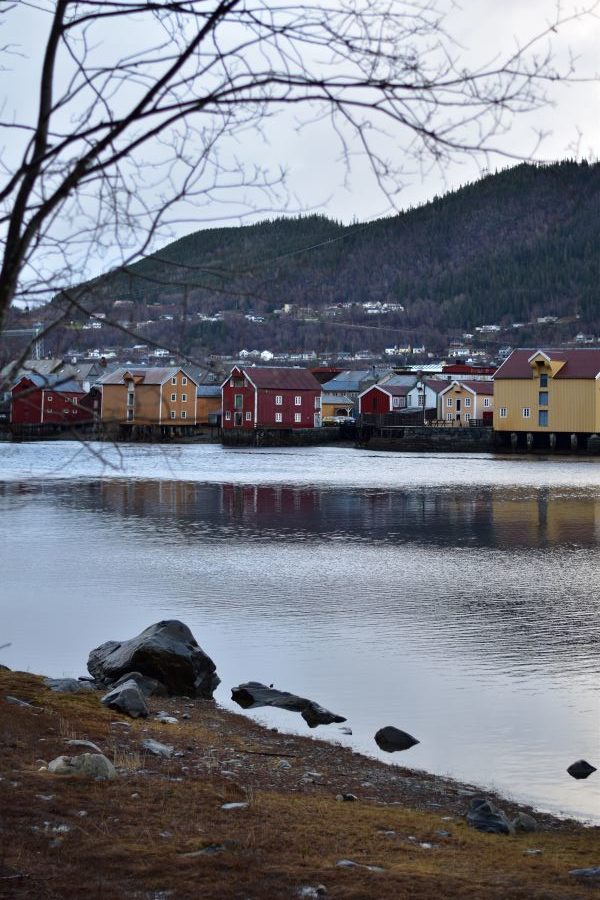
1;442;598;822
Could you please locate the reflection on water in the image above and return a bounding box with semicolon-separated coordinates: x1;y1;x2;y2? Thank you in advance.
1;444;599;823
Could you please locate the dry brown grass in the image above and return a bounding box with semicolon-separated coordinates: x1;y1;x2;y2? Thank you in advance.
0;670;598;900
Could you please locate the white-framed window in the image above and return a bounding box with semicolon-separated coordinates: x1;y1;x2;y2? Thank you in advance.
275;395;283;405
392;396;400;408
522;407;531;418
245;411;252;421
182;376;187;386
126;408;134;421
275;412;282;423
294;412;301;422
47;394;53;402
446;397;453;407
170;410;176;419
464;397;471;408
483;398;491;408
127;392;134;406
465;413;471;421
447;412;453;421
170;392;176;401
181;393;187;402
314;396;321;409
171;376;177;385
225;411;231;420
181;410;187;419
500;407;507;418
229;379;234;387
294;395;301;406
234;394;243;409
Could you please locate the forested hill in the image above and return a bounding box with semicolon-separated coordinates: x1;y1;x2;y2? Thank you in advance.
71;161;600;355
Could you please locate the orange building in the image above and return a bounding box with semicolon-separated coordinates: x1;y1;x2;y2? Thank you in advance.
99;367;198;426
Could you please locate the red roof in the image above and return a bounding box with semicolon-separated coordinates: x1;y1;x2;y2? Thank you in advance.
442;364;497;375
440;380;494;395
495;349;600;380
423;378;449;394
238;366;321;390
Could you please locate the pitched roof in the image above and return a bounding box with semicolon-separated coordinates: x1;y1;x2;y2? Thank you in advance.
14;373;84;393
322;393;353;404
359;383;408;399
196;384;221;398
236;366;321;390
422;379;448;394
494;348;600;379
440;379;494;395
98;367;197;386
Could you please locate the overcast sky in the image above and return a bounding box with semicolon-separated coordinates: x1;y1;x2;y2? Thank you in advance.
2;0;599;281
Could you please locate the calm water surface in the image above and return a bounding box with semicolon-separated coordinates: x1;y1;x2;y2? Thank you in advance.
1;442;599;822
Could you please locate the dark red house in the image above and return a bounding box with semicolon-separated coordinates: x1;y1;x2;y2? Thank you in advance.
358;383;408;416
221;366;322;429
11;374;92;426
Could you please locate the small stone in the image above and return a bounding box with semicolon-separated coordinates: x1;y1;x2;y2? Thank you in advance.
44;678;94;694
141;739;174;759
466;798;514;835
181;713;191;720
77;810;88;817
101;680;149;719
36;794;55;801
65;739;103;754
276;759;292;770
5;696;35;708
567;759;597;780
131;793;140;799
435;830;451;838
524;849;543;856
336;793;358;802
221;802;248;810
512;812;538;833
569;866;600;878
159;831;173;839
180;844;227;858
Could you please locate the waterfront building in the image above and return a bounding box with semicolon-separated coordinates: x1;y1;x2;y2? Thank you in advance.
221;366;322;430
438;380;494;425
98;367;198;425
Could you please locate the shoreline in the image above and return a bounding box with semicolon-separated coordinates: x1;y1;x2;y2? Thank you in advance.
1;668;598;899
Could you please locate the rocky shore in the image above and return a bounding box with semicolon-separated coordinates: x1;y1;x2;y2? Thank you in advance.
1;624;598;899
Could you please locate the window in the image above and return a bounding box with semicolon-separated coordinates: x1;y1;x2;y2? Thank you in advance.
181;410;187;419
182;377;187;386
225;411;231;420
126;408;134;422
234;394;243;409
314;396;321;409
446;397;453;407
294;395;301;406
539;409;549;427
170;410;176;419
522;407;530;418
539;391;548;406
447;412;453;421
181;393;187;403
407;395;412;406
275;395;283;405
127;392;134;406
483;398;490;408
465;413;471;421
499;407;507;418
275;412;282;423
170;392;176;402
171;376;177;385
245;411;252;421
392;396;400;408
294;412;301;422
47;394;53;402
464;397;471;408
540;374;548;387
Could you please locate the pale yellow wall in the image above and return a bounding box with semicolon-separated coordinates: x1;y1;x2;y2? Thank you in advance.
322;400;353;417
494;377;598;432
439;384;493;425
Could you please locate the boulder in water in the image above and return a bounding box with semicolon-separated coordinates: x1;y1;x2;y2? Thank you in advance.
231;681;345;728
567;759;596;780
374;726;419;753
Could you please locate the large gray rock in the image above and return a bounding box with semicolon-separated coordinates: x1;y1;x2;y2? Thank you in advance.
48;753;116;780
466;798;514;835
88;620;220;698
231;681;346;728
374;726;419;752
110;671;168;698
567;759;597;780
101;679;149;718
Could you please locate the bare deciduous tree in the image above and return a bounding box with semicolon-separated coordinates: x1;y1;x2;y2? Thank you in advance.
0;0;597;341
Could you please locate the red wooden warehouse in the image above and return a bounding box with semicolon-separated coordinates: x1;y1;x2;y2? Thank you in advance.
221;366;322;430
10;374;91;426
358;383;408;416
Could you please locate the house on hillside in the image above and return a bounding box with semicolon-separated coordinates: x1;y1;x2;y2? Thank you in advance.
221;366;322;429
10;374;91;426
99;367;198;426
494;349;600;448
438;380;494;425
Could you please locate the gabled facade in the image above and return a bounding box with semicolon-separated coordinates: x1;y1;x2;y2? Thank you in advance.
358;383;408;415
99;367;198;425
221;366;322;429
494;348;600;434
438;380;493;425
406;378;447;412
10;374;90;426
